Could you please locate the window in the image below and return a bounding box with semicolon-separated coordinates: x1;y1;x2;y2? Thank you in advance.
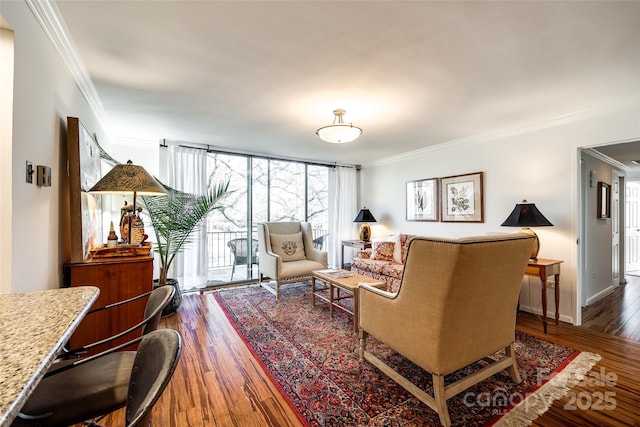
205;152;330;284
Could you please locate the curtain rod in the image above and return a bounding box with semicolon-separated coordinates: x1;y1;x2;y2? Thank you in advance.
159;139;360;170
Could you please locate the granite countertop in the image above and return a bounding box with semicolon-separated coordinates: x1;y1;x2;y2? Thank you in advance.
0;286;99;426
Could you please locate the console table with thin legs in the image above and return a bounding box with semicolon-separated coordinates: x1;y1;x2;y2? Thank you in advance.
524;258;563;334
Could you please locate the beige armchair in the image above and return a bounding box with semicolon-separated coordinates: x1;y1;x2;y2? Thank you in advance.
257;221;328;299
359;233;534;427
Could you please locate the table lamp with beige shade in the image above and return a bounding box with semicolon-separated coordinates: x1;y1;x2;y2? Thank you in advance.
89;160;166;244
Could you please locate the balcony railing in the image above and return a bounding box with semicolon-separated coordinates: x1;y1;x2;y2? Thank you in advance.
206;228;328;284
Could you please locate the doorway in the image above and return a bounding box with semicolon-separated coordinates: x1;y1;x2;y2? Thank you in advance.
613;171;623;286
579;143;640;341
626;181;640;274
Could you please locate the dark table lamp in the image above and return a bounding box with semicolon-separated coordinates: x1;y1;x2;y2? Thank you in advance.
353;207;377;242
501;200;553;260
89;160;166;244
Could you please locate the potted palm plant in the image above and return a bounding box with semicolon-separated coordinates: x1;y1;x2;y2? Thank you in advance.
142;179;229;315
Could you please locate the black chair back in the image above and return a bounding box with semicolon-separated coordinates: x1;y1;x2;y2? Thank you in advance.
126;329;182;426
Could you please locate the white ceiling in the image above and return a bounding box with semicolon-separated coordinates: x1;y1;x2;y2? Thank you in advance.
54;0;640;166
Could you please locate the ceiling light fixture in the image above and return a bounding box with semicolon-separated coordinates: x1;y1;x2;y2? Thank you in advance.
316;109;362;144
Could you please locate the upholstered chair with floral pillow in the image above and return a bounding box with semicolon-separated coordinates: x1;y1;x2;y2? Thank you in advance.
257;221;328;299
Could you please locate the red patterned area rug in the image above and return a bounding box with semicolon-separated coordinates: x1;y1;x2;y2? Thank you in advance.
213;283;600;427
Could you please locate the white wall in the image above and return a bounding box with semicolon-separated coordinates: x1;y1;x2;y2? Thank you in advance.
3;2;110;293
580;152;615;306
628;171;640;182
0;25;15;293
361;106;640;325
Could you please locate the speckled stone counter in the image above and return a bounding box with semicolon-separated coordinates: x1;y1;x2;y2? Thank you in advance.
0;286;99;426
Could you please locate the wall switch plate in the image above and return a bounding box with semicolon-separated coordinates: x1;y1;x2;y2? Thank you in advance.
26;161;34;183
37;165;52;187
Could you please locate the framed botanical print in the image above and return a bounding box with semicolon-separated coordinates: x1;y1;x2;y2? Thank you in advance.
406;178;439;221
440;172;484;222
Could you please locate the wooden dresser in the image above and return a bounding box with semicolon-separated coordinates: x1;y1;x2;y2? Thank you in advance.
63;255;154;354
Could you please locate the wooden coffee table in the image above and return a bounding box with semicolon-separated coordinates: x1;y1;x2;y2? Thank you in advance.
311;269;386;334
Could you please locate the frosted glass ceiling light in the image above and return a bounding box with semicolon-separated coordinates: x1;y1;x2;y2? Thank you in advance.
316;109;362;144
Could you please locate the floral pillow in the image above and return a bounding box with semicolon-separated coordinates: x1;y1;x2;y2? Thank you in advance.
372;234;402;263
370;241;395;261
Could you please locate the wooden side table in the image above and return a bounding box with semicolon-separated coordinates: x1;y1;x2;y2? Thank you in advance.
524;258;563;334
341;240;372;269
311;269;385;334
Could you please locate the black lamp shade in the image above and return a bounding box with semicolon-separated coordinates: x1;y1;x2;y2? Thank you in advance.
353;208;377;223
501;202;553;227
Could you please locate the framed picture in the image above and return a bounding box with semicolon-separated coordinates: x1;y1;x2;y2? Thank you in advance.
597;181;611;219
67;117;103;262
406;178;439;221
440;171;484;222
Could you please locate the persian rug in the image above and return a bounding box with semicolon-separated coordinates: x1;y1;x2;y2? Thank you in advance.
213;283;601;427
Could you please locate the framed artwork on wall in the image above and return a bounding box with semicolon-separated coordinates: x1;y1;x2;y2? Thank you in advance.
440;171;484;223
597;181;611;219
406;178;439;221
67;116;103;262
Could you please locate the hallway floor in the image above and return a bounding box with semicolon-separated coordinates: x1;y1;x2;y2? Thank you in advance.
581;274;640;341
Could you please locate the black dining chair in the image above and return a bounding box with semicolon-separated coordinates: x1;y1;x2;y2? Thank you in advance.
13;328;182;427
58;284;174;359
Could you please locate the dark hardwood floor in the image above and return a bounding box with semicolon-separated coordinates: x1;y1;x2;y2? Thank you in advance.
582;273;640;341
95;284;640;427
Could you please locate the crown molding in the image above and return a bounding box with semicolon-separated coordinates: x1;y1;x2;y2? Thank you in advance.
582;148;629;172
26;0;110;132
365;97;638;168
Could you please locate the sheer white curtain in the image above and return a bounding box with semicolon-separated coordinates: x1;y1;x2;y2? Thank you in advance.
328;166;358;268
164;146;209;290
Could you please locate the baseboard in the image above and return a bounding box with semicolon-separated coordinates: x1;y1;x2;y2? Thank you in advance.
585;285;616;306
518;305;574;325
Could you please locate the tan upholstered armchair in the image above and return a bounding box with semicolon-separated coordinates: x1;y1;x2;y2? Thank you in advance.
359;233;534;427
257;221;328;299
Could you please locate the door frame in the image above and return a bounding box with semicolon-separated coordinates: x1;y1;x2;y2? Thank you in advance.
578;145;631;325
613;171;625;286
624;180;640;273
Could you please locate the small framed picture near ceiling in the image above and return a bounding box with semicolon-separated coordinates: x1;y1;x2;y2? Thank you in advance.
406;178;439;221
440;171;484;223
